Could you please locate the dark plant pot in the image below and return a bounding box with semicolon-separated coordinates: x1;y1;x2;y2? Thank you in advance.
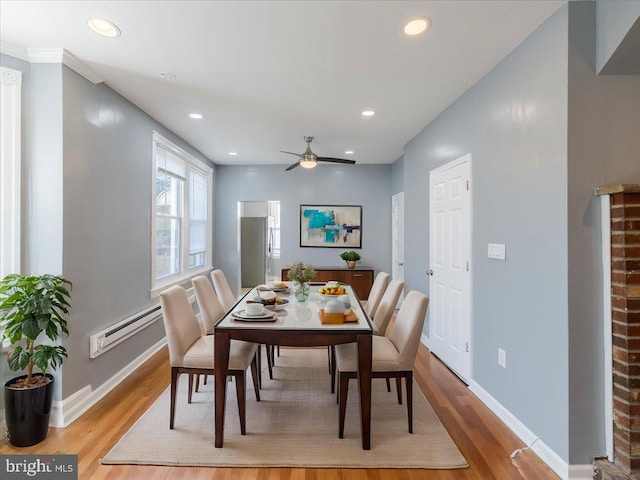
346;260;356;269
4;374;54;447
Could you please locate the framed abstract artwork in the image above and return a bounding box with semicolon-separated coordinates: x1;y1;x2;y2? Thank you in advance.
299;205;362;248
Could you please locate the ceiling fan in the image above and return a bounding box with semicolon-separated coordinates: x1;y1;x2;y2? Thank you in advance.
281;136;356;171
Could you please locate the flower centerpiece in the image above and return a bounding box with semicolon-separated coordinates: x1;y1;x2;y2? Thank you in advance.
287;262;316;302
339;250;361;269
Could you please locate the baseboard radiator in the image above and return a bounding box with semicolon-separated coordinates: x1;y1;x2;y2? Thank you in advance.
89;304;163;358
89;288;196;359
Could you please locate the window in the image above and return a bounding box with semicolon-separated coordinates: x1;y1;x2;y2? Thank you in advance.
0;67;22;277
151;132;213;295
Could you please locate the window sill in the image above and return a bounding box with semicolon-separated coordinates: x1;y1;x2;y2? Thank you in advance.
150;266;213;298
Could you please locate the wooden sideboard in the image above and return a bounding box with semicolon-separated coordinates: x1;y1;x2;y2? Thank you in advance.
280;266;374;300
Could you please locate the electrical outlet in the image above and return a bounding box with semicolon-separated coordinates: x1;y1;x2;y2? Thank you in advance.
488;243;506;260
498;348;507;368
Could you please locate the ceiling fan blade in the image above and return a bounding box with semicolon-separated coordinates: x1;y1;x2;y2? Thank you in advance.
280;150;302;157
316;157;356;165
285;161;301;171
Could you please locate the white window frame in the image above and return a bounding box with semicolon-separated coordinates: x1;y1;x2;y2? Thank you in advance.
150;131;213;297
0;66;22;278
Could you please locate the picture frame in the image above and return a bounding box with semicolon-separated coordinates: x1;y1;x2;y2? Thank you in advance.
299;204;362;248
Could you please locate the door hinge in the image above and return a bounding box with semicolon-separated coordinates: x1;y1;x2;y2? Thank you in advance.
466;342;469;353
466;180;469;191
466;261;469;272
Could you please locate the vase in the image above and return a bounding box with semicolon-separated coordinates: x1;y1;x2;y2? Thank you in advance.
5;374;54;446
346;260;356;269
293;281;310;302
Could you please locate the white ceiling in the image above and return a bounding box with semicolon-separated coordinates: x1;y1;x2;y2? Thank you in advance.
0;1;565;167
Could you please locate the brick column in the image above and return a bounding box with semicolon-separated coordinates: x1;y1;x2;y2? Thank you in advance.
608;186;640;473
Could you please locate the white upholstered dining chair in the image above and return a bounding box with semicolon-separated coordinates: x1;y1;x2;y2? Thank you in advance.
364;272;390;318
330;279;405;393
210;268;275;380
192;274;266;388
160;285;260;433
334;290;429;436
371;279;404;336
211;269;237;312
192;275;225;335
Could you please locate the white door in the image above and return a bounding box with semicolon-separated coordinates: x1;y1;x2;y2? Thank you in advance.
428;155;472;382
391;193;405;305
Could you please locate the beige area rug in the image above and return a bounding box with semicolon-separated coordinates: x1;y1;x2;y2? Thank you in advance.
101;348;468;469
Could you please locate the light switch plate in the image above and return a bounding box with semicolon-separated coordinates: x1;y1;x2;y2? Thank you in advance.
488;243;506;260
498;348;507;368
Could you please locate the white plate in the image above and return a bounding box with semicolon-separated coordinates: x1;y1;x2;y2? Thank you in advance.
264;299;289;311
232;315;277;322
233;309;273;320
270;287;290;293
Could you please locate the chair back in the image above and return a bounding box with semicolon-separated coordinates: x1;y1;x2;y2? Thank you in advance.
388;291;429;370
211;269;236;311
365;271;390;317
160;286;203;367
372;280;404;335
192;275;225;334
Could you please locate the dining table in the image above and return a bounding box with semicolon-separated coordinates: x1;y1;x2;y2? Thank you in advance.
213;282;373;449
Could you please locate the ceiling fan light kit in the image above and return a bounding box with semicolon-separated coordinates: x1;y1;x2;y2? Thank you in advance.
300;159;317;169
281;136;356;171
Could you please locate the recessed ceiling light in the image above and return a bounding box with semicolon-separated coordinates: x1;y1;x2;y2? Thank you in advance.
189;113;203;119
361;109;376;117
87;17;121;37
403;17;431;36
228;152;238;156
345;150;354;155
160;72;176;80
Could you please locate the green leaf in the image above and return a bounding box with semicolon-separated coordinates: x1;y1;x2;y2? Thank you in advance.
33;345;67;373
8;346;31;371
21;316;40;340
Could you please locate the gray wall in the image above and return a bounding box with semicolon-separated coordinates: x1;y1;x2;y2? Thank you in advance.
568;1;640;463
403;6;570;461
596;0;640;73
391;156;404;195
60;66;214;398
0;54;215;401
214;164;392;295
26;64;64;277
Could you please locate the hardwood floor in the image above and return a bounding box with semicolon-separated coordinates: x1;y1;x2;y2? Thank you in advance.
0;343;560;480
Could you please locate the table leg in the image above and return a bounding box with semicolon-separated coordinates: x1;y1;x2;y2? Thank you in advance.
356;334;372;450
215;332;230;448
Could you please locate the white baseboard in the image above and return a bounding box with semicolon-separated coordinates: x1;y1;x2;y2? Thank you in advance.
420;332;431;349
569;464;594;479
50;338;167;427
469;380;592;480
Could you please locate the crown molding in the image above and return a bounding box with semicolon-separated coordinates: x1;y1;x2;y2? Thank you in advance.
27;47;64;63
0;42;29;62
26;47;105;85
61;50;105;84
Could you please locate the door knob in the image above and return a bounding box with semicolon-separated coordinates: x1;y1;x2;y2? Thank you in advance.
426;269;434;276
399;262;404;266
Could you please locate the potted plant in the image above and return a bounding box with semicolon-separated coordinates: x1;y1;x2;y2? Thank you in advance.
287;262;316;302
339;251;361;269
0;274;71;447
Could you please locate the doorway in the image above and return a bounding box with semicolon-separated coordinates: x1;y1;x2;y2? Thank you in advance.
238;201;280;290
428;154;472;382
392;192;405;306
